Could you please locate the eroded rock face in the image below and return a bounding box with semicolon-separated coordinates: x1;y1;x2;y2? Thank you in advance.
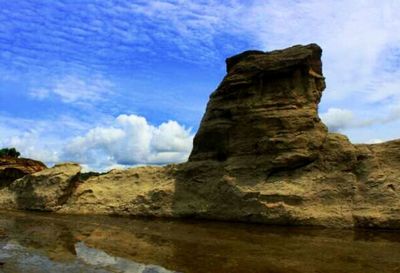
190;44;327;174
0;157;46;187
171;44;400;228
352;140;400;228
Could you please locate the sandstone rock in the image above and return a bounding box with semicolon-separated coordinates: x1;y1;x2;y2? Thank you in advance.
190;44;327;176
60;165;177;216
352;140;400;228
7;163;81;211
59;44;400;228
171;44;400;228
0;157;46;187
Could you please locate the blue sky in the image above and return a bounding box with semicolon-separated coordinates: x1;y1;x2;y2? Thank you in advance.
1;0;400;171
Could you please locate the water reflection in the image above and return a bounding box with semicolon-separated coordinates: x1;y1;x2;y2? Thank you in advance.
0;211;400;273
0;241;111;273
0;240;177;273
75;242;177;273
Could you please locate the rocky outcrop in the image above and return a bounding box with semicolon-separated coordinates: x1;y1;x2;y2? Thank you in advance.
172;44;360;226
0;163;81;211
352;140;400;228
190;44;327;173
60;166;176;216
0;157;46;187
0;44;399;229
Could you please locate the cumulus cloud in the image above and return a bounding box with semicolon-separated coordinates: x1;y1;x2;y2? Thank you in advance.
0;114;94;166
1;114;193;171
1;131;60;164
320;106;400;133
62;114;193;171
320;108;357;132
320;107;379;132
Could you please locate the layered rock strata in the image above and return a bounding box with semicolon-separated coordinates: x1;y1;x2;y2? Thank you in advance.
1;44;399;228
190;44;327;172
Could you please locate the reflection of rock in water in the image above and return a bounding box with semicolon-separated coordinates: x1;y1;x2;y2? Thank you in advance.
0;241;177;273
75;241;178;273
0;241;110;273
6;215;81;262
2;212;400;273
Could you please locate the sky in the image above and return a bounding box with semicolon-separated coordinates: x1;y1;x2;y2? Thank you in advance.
1;0;400;171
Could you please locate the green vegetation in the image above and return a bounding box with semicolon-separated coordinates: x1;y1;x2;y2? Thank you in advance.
0;147;21;158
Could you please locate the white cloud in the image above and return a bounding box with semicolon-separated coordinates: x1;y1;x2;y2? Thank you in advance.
62;114;193;171
320;106;396;133
320;108;356;132
2;131;60;164
1;114;193;171
365;138;384;144
30;74;113;104
0;114;93;166
320;105;400;133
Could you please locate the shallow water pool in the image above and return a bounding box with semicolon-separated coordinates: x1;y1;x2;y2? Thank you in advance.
0;211;400;273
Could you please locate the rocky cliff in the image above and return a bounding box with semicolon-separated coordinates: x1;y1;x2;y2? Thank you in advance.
190;44;327;171
1;44;399;228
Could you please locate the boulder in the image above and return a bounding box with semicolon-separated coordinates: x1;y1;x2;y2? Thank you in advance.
60;165;176;216
8;163;81;211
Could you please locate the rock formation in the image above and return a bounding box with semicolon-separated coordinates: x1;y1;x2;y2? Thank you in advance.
59;166;177;216
0;157;46;187
190;44;327;172
0;44;399;228
0;163;81;211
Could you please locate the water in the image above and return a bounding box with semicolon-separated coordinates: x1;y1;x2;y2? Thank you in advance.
0;211;400;273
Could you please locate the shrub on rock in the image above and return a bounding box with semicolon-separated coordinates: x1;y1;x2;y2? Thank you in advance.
0;148;21;158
